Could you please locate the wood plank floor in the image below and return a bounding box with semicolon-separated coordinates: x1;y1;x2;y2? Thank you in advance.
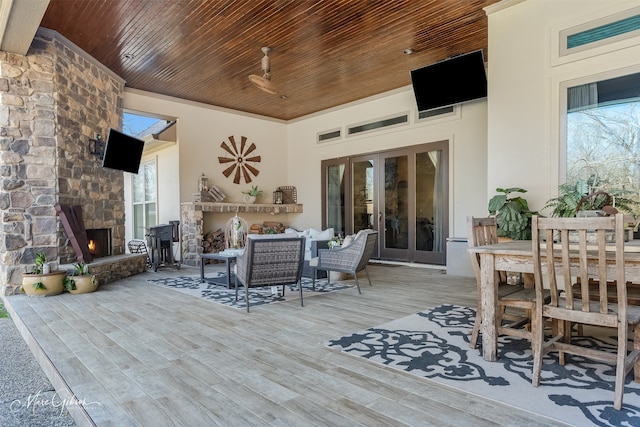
4;263;568;427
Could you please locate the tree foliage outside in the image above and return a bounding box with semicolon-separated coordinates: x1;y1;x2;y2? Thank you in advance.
566;102;640;218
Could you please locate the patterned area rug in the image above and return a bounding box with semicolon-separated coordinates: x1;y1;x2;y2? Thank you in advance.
148;273;352;310
327;304;640;427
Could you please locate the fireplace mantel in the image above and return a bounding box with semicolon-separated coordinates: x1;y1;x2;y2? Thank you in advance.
181;202;303;214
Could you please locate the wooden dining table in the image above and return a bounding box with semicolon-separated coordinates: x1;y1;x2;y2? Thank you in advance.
468;239;640;362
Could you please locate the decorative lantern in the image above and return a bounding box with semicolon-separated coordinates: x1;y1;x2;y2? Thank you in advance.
225;214;248;249
273;189;284;204
198;173;209;191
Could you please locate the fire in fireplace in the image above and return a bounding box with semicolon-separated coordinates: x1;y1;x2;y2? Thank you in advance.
86;228;112;258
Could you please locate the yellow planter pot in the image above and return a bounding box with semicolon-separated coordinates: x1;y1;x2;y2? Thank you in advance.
21;271;66;297
69;275;98;294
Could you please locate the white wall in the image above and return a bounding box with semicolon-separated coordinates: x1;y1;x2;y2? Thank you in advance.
287;88;488;238
123;89;288;241
486;0;640;214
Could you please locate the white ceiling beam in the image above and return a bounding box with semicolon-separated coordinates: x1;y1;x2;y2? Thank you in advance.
0;0;50;55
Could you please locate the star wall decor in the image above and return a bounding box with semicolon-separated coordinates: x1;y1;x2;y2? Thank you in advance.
218;135;261;184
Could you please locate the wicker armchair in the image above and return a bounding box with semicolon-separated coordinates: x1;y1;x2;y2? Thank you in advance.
234;235;306;312
309;230;378;294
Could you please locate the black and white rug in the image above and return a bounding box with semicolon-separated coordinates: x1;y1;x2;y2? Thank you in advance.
327;304;640;427
148;273;352;310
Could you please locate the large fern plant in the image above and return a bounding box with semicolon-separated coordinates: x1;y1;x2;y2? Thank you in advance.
544;178;639;217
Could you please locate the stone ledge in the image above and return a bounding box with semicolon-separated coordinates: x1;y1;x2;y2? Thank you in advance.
60;254;148;287
181;202;303;214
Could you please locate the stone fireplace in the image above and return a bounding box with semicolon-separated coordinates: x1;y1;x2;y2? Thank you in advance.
0;29;135;294
86;228;112;259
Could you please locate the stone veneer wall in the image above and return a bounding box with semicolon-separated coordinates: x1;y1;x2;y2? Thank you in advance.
0;29;126;294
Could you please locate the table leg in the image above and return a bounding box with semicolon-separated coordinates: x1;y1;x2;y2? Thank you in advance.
480;253;498;362
226;259;232;289
200;257;205;283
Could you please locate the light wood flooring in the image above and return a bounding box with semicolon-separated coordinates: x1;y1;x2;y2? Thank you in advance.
4;263;568;426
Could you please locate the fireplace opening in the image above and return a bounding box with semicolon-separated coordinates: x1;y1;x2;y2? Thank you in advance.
86;228;112;258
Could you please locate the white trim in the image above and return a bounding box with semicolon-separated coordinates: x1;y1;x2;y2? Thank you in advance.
483;0;525;17
125;87;286;124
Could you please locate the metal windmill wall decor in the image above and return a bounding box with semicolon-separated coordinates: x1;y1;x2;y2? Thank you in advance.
218;135;261;184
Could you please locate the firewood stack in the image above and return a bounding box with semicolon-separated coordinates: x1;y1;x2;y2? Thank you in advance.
249;221;286;234
201;222;287;261
202;229;225;260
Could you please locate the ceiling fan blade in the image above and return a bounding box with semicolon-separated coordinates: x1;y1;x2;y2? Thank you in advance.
228;136;239;155
218;156;235;163
240;136;247;154
220;141;236;157
233;166;241;184
222;163;236;177
245;155;261;163
241;165;252;183
245;163;260;177
244;143;257;157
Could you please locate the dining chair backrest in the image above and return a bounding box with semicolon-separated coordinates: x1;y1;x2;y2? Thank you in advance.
467;216;500;284
531;214;626;322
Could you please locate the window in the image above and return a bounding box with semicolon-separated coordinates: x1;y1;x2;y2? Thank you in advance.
565;71;640;200
560;7;640;56
132;160;157;239
123;111;163;239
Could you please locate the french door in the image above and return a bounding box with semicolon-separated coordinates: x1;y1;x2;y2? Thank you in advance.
322;141;448;264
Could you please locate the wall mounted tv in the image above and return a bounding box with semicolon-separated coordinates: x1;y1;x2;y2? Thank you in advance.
101;128;145;174
410;50;487;112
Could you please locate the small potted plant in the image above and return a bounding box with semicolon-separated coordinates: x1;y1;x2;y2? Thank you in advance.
64;262;98;294
242;185;264;204
21;252;66;297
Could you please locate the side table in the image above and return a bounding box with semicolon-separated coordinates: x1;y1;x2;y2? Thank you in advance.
200;252;237;289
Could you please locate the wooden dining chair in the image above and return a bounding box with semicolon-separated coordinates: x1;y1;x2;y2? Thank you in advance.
467;216;547;349
530;214;640;410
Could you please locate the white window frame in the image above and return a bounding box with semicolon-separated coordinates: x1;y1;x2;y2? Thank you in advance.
132;158;158;240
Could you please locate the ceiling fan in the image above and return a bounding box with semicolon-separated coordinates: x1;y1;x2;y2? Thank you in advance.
248;47;278;95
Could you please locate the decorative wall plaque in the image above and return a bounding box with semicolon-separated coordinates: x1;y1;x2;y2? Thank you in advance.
218;135;261;184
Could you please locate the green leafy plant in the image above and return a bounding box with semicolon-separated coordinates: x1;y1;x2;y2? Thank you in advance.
32;252;47;275
63;276;76;291
73;262;90;275
544;177;639;217
242;185;264;197
32;281;47;290
488;187;538;240
327;235;344;249
0;302;8;318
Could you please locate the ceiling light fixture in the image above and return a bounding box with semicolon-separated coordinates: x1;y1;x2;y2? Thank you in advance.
249;47;277;95
403;48;414;55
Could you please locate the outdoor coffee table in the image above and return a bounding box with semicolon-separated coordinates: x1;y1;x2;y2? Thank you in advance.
200;252;238;289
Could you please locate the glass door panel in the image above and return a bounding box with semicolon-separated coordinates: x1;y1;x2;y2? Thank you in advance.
322;160;348;236
321;141;448;265
383;155;409;251
352;157;375;232
415;149;445;262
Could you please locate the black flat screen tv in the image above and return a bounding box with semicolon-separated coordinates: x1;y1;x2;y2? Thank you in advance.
101;128;145;174
410;50;487;112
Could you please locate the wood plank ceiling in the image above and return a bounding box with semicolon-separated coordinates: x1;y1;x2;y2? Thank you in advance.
40;0;499;121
